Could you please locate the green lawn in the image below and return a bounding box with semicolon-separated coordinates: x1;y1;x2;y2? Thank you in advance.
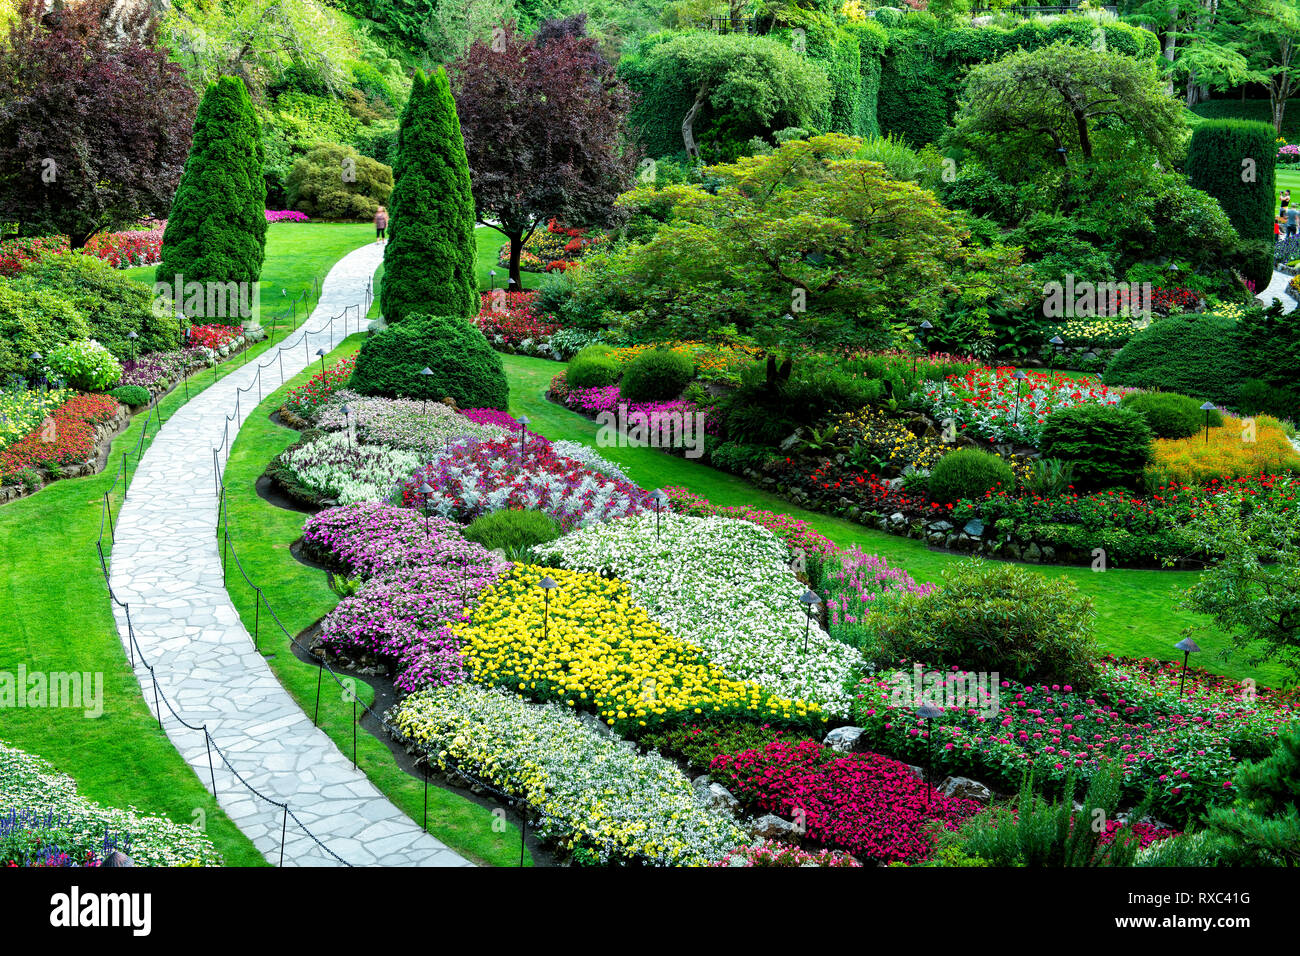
1;222;377;866
216;332;526;866
501;354;1288;688
1277;167;1300;218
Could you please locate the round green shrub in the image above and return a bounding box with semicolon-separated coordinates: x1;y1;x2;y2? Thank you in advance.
463;509;561;552
44;340;122;392
565;354;621;390
869;558;1100;689
1119;390;1219;439
109;385;151;407
1039;403;1152;491
927;447;1015;505
619;348;695;403
1103;316;1247;408
0;283;90;381
286;143;392;220
350;313;508;410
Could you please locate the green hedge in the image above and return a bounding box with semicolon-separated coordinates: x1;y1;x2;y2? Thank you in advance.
1186;119;1277;289
1104;315;1248;409
1191;98;1300;141
350;313;508;410
0;284;91;381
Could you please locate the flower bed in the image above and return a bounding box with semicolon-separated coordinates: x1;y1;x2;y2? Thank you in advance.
1150;415;1300;485
850;657;1297;824
607;341;762;384
187;324;243;352
558;384;718;436
710;739;982;863
712;842;863;867
399;436;651;531
533;513;860;712
0;740;220;866
314;391;505;455
276;431;422;506
283;355;357;420
926;367;1121;446
389;684;746;865
119;348;210;392
473;291;560;355
663;487;840;558
301;502;486;578
825;548;935;646
265;210;310;222
0;393;119;482
321;557;508;693
0;386;73;452
461;407;521;431
456;565;821;734
0;227;162;277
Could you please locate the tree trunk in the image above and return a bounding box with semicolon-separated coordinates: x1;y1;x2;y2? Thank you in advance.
507;231;524;293
682;81;710;162
1074;109;1093;160
68;230;93;250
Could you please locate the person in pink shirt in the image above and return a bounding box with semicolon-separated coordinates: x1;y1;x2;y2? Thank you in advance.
374;205;388;245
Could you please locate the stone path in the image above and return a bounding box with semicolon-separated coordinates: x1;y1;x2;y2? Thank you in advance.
1256;269;1298;313
109;242;471;867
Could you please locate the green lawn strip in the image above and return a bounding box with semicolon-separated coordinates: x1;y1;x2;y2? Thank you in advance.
1278;167;1300;218
473;226;540;291
217;334;525;867
501;353;1288;688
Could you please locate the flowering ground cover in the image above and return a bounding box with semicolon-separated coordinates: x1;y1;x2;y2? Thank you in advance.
825;548;935;647
0;227;163;276
265;210;310;222
0;385;73;452
711;843;862;867
663;486;840;558
119;349;209;391
283;355;356;420
301;502;489;578
1149;415;1300;484
850;657;1297;824
315;391;504;455
558;383;718;436
456;565;821;734
473;291;559;353
277;431;423;506
606;340;761;384
0;393;118;482
187;324;243;352
0;740;219;866
399;436;651;531
389;684;746;865
926;367;1122;445
533;513;861;712
710;739;982;863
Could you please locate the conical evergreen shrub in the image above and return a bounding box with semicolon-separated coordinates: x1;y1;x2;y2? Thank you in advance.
381;68;478;323
157;76;267;297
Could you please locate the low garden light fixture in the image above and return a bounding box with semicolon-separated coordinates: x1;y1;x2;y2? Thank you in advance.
419;367;435;413
538;575;558;641
127;330;138;365
416;481;434;536
914;320;933;377
1175;637;1200;697
1013;369;1028;425
30;352;44;391
799;589;821;655
649;488;669;539
1199;401;1216;444
341;403;352;449
517;415;530;455
916;702;944;805
490;270;497;291
1047;335;1064;378
315;347;327;379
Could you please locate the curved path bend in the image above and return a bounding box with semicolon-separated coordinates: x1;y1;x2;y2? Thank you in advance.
109;242;470;867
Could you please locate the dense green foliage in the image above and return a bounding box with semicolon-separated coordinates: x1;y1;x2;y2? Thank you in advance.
1186;119;1277;287
463;509;562;553
380;68;478;323
157;77;268;295
564;353;621;390
927;447;1014;505
1119;391;1217;440
109;385;152;407
869;559;1099;689
619;348;694;402
1203;721;1300;866
1104;316;1249;409
1038;404;1153;492
44;339;122;392
0;283;91;380
285;143;393;220
350;312;508;409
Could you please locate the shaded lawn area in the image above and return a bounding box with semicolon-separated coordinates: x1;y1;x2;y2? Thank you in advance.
500;353;1288;688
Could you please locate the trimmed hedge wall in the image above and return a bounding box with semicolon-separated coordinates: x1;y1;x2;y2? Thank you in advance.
1186;119;1277;242
1103;316;1248;409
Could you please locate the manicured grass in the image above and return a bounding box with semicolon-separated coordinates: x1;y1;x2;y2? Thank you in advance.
1277;167;1300;216
502;353;1288;688
0;223;378;866
217;334;527;866
474;226;541;292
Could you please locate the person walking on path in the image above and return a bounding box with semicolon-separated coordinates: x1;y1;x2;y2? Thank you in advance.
1288;205;1299;238
375;205;388;245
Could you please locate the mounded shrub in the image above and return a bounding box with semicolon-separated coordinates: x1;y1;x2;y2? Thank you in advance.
619;348;695;403
1038;403;1152;491
17;252;182;359
463;509;561;553
157;76;268;297
109;385;151;407
1103;316;1248;409
350;313;508;410
0;284;90;380
1119;391;1219;440
927;447;1015;505
286;144;393;220
565;354;620;390
44;339;122;392
869;558;1100;689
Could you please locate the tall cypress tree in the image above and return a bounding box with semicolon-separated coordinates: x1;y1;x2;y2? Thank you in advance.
156;76;267;296
381;67;478;324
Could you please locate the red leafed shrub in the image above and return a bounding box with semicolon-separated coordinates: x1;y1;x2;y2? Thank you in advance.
0;393;118;480
709;740;982;863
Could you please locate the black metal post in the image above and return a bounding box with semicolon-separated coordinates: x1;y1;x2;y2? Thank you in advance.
280;806;288;867
105;491;115;542
205;729;217;796
314;667;322;726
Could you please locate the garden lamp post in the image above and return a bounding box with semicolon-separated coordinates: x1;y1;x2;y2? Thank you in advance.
914;320;933;378
1013;370;1028;425
1175;637;1200;697
315;348;327;379
799;589;821;655
538;575;558;641
1048;335;1064;378
416;481;434;536
127;330;138;366
1200;401;1215;444
30;352;44;391
518;415;530;455
916;703;944;806
649;488;669;540
490;270;497;292
341;403;352;449
419;367;435;413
